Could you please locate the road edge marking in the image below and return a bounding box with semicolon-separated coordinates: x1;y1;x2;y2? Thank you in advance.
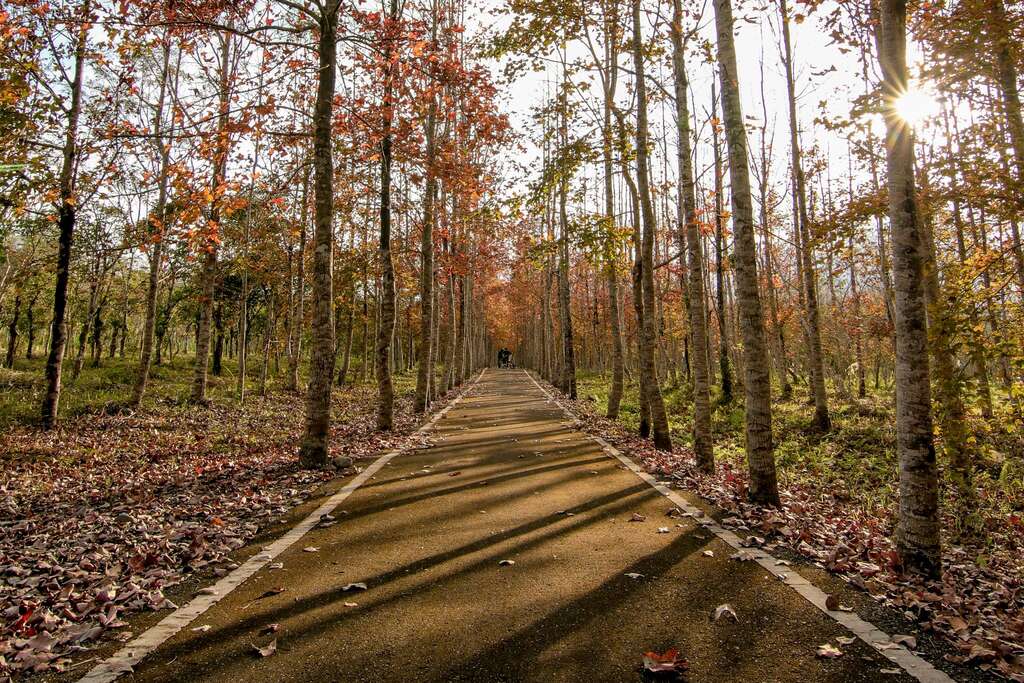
521;369;953;683
78;369;486;683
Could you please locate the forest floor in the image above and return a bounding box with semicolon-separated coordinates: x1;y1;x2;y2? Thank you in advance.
0;363;1020;681
0;356;431;678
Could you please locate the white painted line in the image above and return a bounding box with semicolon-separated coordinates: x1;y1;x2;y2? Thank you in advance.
522;369;954;683
79;370;486;683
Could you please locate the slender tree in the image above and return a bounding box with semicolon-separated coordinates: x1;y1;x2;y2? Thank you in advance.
713;0;779;504
670;0;713;470
631;0;671;450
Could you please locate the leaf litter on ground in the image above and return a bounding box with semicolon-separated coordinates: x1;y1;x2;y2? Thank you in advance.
0;383;444;676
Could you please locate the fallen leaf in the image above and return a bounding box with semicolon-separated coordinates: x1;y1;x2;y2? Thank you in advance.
703;550;714;557
891;634;917;649
191;625;212;633
836;636;856;646
630;513;647;522
641;647;689;674
26;632;57;652
657;527;670;534
498;560;515;566
625;572;644;580
303;547;319;553
253;639;277;658
713;604;738;622
343;602;358;608
817;643;843;658
261;623;280;634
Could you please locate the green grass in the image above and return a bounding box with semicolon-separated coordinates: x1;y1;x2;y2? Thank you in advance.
575;370;1023;522
0;354;415;430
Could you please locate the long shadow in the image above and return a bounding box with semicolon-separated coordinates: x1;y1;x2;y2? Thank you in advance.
356;434;603;484
334;453;611;520
432;530;750;683
370;430;586;472
146;482;659;669
328;464;628;549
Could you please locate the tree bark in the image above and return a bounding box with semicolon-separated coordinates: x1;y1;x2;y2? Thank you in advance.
556;85;578;399
671;0;713;470
878;0;941;577
298;5;339;466
714;0;779;505
376;0;400;430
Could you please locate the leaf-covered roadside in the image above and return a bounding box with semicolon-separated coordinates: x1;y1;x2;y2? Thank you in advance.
0;384;429;677
548;383;1024;682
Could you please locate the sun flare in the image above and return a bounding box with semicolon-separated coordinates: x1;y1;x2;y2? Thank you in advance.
893;86;939;127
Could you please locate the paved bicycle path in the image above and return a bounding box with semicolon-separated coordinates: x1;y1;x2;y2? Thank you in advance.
111;369;915;682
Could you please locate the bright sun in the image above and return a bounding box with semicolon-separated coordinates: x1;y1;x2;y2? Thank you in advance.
893;86;939;127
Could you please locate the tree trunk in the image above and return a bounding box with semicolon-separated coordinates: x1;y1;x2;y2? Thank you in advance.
41;1;88;428
298;6;339;467
6;293;20;369
919;172;975;529
671;0;713;470
711;84;733;405
259;287;274;397
90;297;104;367
289;167;309;392
212;303;224;376
631;0;671;451
25;293;37;359
714;0;779;505
415;85;438;412
556;86;577;399
986;1;1024;298
600;9;624;419
191;30;231;404
780;0;830;430
376;0;400;431
878;0;941;577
